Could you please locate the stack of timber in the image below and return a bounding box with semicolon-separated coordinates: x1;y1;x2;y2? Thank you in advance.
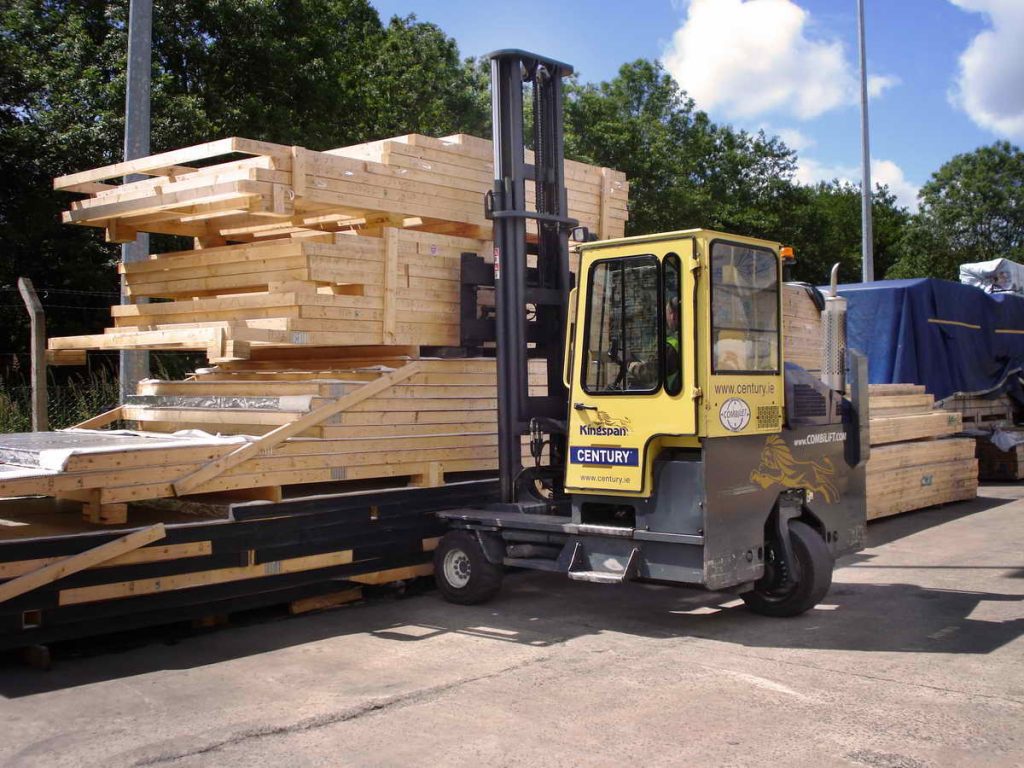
0;356;547;524
48;134;627;361
938;392;1024;480
866;384;977;520
49;229;488;361
54;134;627;244
782;283;823;372
941;392;1017;431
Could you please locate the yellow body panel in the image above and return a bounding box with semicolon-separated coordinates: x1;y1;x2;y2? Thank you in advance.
565;229;784;497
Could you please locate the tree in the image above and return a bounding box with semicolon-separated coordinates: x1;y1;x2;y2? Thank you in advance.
888;142;1024;280
780;181;911;284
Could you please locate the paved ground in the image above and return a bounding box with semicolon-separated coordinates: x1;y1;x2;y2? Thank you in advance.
0;487;1022;768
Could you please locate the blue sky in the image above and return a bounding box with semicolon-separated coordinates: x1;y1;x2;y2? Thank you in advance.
370;0;1024;212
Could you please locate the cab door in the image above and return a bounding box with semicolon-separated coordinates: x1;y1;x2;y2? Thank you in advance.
565;239;697;496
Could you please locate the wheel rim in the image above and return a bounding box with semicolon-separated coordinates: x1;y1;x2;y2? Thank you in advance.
755;545;800;602
443;548;472;588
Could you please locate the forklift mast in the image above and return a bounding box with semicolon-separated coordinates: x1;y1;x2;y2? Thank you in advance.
487;50;578;503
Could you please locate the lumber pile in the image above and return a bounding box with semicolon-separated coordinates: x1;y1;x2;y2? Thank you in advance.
938;392;1023;481
49;229;485;360
0;356;547;524
866;384;977;520
55;134;627;243
941;393;1017;431
782;284;823;372
48;133;628;361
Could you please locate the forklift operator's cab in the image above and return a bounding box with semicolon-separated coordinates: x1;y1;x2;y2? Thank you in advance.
565;229;785;497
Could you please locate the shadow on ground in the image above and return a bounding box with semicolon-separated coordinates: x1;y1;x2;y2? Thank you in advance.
0;489;1020;698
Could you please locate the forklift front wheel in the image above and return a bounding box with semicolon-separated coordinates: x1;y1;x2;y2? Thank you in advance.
742;520;833;618
434;531;503;605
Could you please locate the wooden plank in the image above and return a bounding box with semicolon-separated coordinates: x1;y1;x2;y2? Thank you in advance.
869;412;962;445
171;362;424;495
0;541;213;580
289;587;361;615
348;562;433;585
383;227;399;343
58;547;353;606
69;406;124;430
53;137;286;191
0;524;166;604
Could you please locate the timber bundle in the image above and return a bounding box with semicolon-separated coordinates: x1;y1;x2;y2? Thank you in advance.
49;133;628;361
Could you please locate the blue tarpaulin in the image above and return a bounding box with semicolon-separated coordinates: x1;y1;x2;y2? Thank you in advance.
833;278;1024;402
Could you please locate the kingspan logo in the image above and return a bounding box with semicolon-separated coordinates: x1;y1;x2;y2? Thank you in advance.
578;410;632;437
579;424;629;437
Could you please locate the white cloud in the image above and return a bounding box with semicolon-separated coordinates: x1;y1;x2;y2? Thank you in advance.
872;159;921;212
661;0;897;121
794;157;920;211
867;74;900;98
949;0;1024;140
773;127;815;152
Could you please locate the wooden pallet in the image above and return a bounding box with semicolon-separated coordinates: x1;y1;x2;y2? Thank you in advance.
865;385;977;520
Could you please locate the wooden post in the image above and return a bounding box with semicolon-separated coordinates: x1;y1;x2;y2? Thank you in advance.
17;277;48;432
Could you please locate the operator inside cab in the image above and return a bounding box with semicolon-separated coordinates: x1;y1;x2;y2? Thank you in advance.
665;295;681;392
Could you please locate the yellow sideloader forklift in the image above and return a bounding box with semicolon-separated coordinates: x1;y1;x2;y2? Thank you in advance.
433;51;868;617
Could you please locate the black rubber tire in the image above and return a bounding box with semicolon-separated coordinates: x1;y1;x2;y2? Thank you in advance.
434;531;503;605
742;520;833;618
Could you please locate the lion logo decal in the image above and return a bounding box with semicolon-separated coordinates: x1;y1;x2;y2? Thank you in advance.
750;435;840;503
594;411;632;429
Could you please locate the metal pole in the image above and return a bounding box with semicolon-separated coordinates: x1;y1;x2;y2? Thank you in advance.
17;278;48;432
857;0;874;282
120;0;152;401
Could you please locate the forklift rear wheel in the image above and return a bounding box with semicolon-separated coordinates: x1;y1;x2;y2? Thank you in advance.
742;520;833;618
434;531;503;605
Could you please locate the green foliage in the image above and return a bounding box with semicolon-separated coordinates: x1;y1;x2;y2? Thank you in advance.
888;141;1024;280
564;60;796;240
780;181;911;283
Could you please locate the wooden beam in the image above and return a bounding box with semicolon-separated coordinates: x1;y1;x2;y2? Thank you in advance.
53;137;287;191
383;227;399;343
0;524;166;604
171;362;424;495
69;405;124;430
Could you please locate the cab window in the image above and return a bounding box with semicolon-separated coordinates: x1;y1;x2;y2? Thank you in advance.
664;254;682;395
583;256;660;393
710;242;779;373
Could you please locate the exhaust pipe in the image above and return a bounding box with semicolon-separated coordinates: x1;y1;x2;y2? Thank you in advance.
821;263;847;393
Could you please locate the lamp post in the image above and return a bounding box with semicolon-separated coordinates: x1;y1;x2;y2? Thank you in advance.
858;0;874;282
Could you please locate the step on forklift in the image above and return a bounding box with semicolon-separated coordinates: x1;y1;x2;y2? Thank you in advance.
434;50;869;617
